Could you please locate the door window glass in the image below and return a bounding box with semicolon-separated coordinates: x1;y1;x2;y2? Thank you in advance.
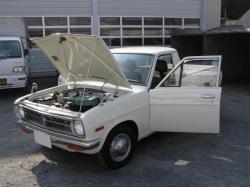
151;55;171;89
158;54;174;70
161;58;220;87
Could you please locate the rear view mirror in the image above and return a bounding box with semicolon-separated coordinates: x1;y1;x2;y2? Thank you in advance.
24;49;29;56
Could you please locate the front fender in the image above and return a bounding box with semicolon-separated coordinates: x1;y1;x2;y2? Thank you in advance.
81;90;150;151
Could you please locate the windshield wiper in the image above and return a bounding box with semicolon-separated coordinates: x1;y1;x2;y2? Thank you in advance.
127;79;141;84
9;56;22;58
0;56;7;60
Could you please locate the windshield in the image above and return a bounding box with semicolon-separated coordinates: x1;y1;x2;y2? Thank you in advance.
0;40;22;59
113;53;154;85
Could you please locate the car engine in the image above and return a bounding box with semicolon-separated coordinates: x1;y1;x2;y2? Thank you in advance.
33;88;108;112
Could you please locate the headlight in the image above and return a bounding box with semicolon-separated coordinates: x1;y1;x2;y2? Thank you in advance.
14;105;25;119
72;120;85;136
13;66;25;73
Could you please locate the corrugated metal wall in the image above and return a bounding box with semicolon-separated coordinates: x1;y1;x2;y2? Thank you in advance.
0;0;92;16
0;0;222;77
0;0;92;77
99;0;201;17
29;49;57;77
206;34;250;81
0;0;202;18
201;0;221;31
172;33;250;81
238;10;250;27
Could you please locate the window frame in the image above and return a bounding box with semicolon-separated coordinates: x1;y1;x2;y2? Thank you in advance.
24;16;201;47
99;16;200;47
150;54;182;88
157;54;175;70
158;56;222;89
24;16;93;43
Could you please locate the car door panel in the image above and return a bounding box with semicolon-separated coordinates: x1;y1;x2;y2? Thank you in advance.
149;56;222;134
150;87;221;133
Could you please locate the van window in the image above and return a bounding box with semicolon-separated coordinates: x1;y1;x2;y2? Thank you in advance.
0;40;22;59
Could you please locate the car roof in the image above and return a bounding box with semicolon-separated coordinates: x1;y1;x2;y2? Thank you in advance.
0;36;21;41
110;46;176;55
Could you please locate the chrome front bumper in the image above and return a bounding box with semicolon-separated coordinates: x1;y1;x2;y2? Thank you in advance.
17;119;100;150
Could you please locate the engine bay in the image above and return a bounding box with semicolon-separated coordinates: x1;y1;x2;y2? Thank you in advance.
33;88;112;112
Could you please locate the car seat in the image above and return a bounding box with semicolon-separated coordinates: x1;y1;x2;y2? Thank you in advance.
151;59;169;89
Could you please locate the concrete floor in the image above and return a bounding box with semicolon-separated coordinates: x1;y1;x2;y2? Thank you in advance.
0;77;249;187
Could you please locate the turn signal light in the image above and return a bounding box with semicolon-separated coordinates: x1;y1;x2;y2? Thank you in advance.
21;127;32;134
67;144;84;152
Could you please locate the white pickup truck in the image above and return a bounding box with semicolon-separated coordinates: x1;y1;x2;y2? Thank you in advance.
14;34;222;169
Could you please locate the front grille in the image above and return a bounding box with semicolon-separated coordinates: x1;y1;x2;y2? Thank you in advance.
23;107;73;136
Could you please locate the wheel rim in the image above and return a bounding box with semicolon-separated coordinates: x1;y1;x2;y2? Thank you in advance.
109;133;131;162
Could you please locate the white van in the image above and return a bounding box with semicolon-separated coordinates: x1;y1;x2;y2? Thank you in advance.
0;36;30;89
0;18;30;90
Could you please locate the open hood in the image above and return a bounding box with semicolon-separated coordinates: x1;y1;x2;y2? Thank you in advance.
33;34;131;89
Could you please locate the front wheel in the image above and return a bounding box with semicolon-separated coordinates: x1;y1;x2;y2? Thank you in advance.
97;126;137;169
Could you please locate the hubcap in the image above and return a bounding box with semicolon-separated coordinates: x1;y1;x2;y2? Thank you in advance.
109;133;131;162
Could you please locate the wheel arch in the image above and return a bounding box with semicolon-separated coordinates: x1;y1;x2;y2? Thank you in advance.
113;120;139;140
97;120;138;169
101;119;139;148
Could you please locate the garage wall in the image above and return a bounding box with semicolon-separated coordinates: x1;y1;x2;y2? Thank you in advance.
171;35;203;58
0;0;222;77
172;33;250;82
206;34;250;81
201;0;221;31
0;0;92;16
98;0;201;18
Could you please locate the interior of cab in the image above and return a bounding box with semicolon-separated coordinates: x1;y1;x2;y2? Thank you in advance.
113;53;154;85
150;59;169;89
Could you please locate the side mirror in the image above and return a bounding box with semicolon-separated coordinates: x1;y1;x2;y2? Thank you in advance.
31;82;38;93
24;49;29;57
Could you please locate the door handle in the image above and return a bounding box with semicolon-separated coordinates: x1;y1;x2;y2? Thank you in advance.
201;94;216;99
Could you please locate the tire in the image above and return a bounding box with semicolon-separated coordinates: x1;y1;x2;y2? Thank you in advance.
97;125;137;169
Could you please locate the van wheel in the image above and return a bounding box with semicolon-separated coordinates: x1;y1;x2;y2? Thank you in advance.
97;126;137;169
